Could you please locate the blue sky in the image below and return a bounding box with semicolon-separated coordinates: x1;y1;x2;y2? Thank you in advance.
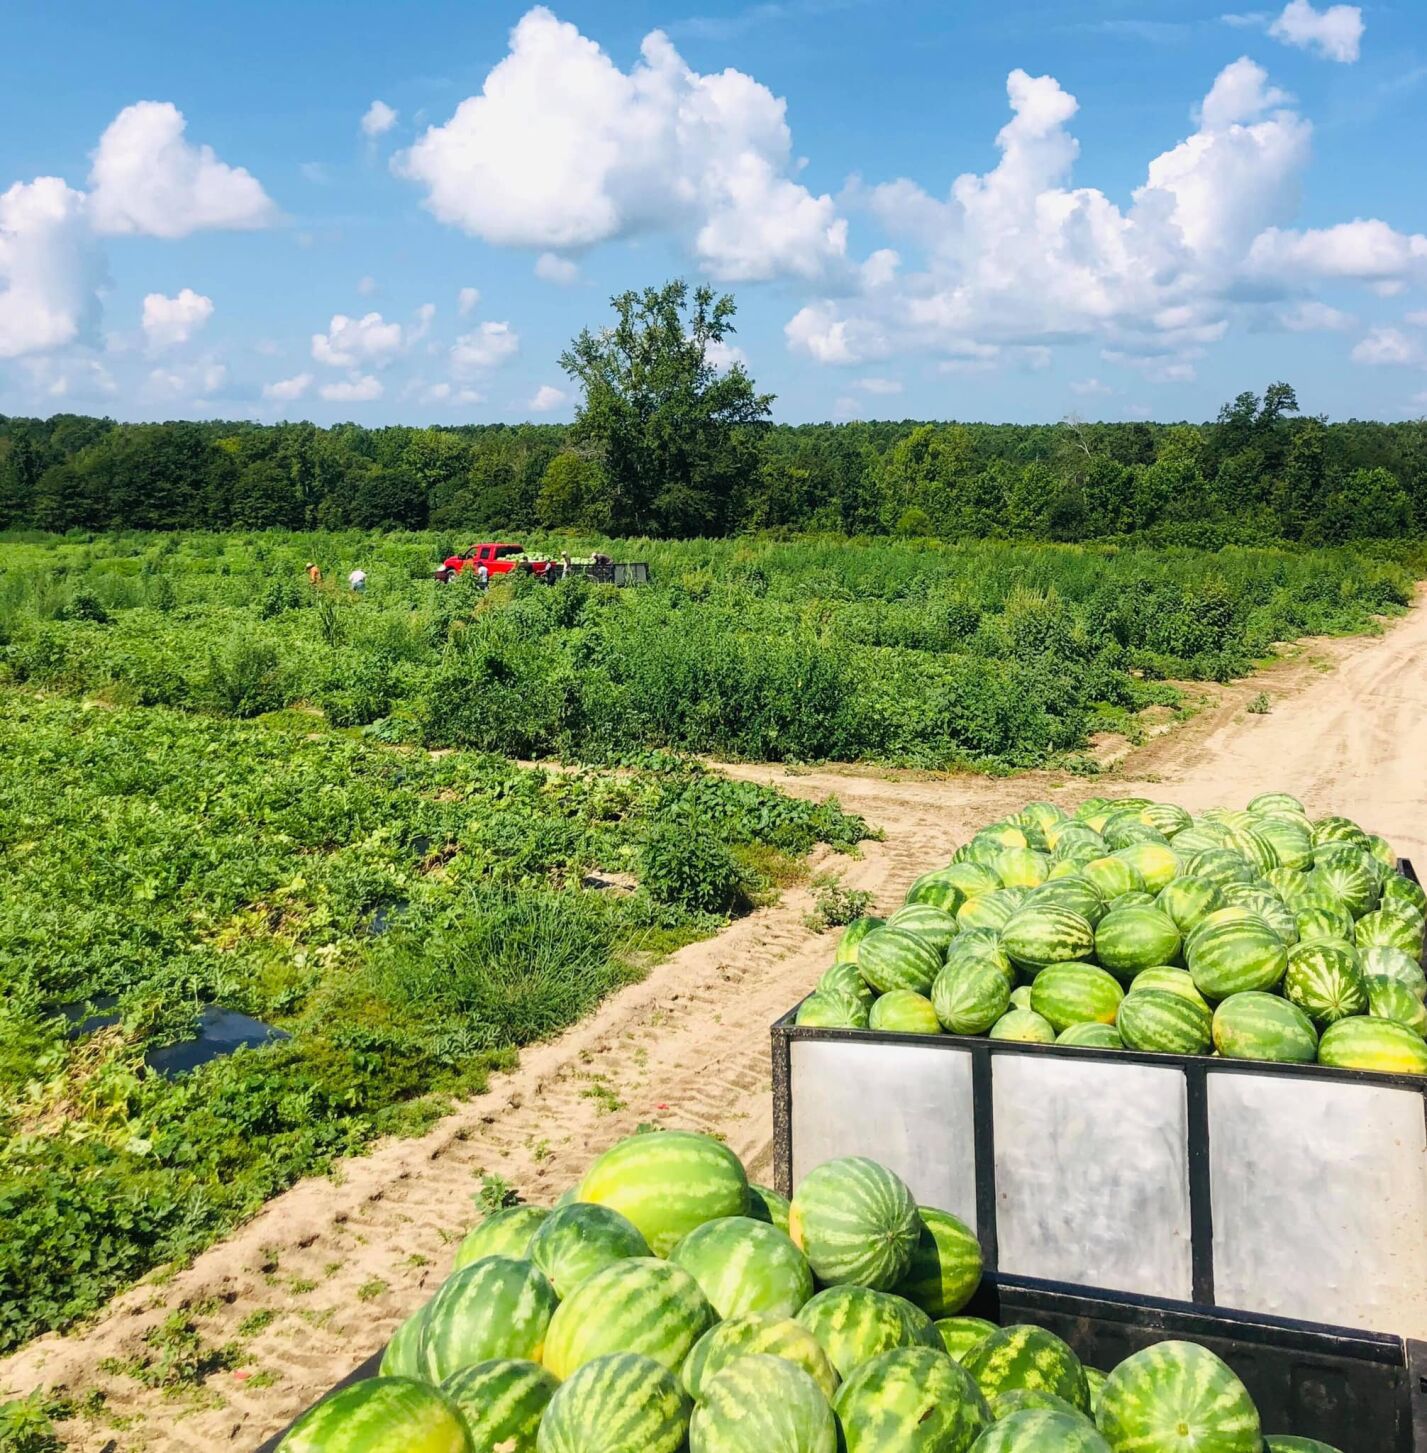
1;0;1424;427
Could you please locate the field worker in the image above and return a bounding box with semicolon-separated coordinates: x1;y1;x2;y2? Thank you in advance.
476;562;490;588
305;561;322;585
348;567;367;593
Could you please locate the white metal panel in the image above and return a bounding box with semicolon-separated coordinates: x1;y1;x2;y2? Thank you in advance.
789;1039;978;1227
992;1055;1193;1299
1208;1072;1427;1337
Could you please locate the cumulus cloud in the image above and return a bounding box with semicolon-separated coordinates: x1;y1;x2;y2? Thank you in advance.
534;251;579;284
1269;1;1363;62
311;311;405;368
88;101;277;237
1071;377;1113;396
421;381;485;406
361;100;399;138
395;6;846;282
141;288;214;350
0;177;102;358
1246;220;1427;284
704;337;747;371
450;320;520;373
458;286;481;316
528;383;568;411
263;372;313;401
1351;327;1420;366
856;376;902;395
146;360;227;400
1274;300;1356;331
320;374;383;402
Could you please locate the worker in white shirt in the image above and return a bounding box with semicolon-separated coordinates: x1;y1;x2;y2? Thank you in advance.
348;567;367;593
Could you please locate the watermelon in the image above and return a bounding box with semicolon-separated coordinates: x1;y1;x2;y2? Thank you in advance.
1010;985;1035;1011
1265;866;1307;901
1313;815;1368;850
278;1377;472;1453
1130;968;1208;1010
974;1409;1110;1451
1263;1439;1344;1452
1095;908;1182;981
788;1157;920;1290
834;1346;990;1453
1223;825;1279;877
941;863;1005;900
440;1360;556;1453
748;1183;791;1233
888;903;961;954
870;989;943;1036
1312;857;1379;918
1368;833;1398;870
1050;849;1102;877
577;1130;748;1256
1221;887;1297;944
1383;873;1427;916
934;1316;998;1362
905;873;967;913
1084;1367;1108;1415
420;1257;557;1381
542;1258;713;1379
893;1207;982;1319
1187;917;1287;999
818;961;874;1007
1359;946;1427;1000
690;1355;837;1453
536;1353;690;1453
834;916;885;962
1249;791;1305;815
1000;906;1097;972
958;889;1027;934
528;1203;651;1299
858;928;944;994
988;1009;1057;1043
1017;800;1067;831
987;1389;1088;1421
1294;906;1353;944
1183;850;1258;891
1212;992;1318;1064
1171;828;1230;859
1113;842;1180;893
1024;877;1106;927
1116;990;1212;1056
796;989;870;1029
933;963;1012;1035
1030;964;1124;1031
1145;802;1193;837
379;1308;425;1377
682;1315;840;1402
1155;878;1223;934
1356;909;1422;954
1107;891;1156;913
453;1205;549;1269
990;848;1052;890
669;1217;813;1320
1282;940;1367;1026
946;929;1016;985
1318;1016;1427;1075
1366;979;1427;1038
795;1286;937;1378
1082;857;1144;901
961;1324;1090;1414
1095;1340;1261;1453
1056;1022;1123;1049
1254;819;1314;871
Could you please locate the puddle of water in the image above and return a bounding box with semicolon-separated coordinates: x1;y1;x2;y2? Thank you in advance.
54;994;122;1038
145;1006;290;1076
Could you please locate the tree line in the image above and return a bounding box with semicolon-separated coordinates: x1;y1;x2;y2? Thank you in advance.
1;282;1422;546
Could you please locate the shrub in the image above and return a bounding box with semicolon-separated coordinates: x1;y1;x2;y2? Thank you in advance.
202;638;285;717
639;823;746;914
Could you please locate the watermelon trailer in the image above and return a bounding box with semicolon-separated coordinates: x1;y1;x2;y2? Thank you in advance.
774;793;1427;1347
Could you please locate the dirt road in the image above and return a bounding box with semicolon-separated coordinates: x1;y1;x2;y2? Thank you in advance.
5;600;1424;1449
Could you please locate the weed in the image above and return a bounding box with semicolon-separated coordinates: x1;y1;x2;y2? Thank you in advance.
803;873;875;931
1247;692;1272;714
474;1175;519;1215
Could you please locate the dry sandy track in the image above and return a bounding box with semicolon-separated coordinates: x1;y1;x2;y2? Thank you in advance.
5;599;1425;1449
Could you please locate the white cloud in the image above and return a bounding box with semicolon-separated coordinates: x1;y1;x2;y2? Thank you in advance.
88;101;277;238
534;251;579;284
357;274;377;296
146;360;227;400
361;100;399;138
458;286;481;316
0;177;102;358
1275;299;1356;331
395;6;846;282
1350;327;1420;366
703;337;747;371
1247;220;1427;284
450;320;520;373
528;383;568;411
19;354;116;399
320;374;383;402
421;380;485;405
299;161;332;186
856;376;902;395
141;288;214;350
1071;377;1112;396
1268;1;1363;62
1406;311;1427;327
263;372;313;401
312;311;405;368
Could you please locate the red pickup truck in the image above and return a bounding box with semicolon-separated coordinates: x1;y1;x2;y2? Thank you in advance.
438;542;555;579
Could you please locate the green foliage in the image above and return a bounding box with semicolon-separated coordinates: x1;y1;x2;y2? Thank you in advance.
805;875;876;931
640;826;746;914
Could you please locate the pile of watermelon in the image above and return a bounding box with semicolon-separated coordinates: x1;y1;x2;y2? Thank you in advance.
278;1130;1334;1452
800;792;1427;1076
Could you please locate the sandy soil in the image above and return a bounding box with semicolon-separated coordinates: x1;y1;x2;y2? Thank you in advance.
5;598;1425;1449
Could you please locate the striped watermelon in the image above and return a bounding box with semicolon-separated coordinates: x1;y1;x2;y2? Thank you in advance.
1095;1340;1261;1453
669;1217;813;1320
453;1205;550;1269
958;889;1028;933
1368;833;1397;870
1222;824;1279;876
747;1183;791;1233
1359;946;1427;1000
1017;800;1067;831
1030;964;1124;1031
543;1258;713;1379
1081;857;1144;901
1383;873;1427;915
961;1324;1090;1413
1254;819;1314;871
1295;905;1353;943
440;1360;556;1453
905;874;966;913
682;1315;840;1402
834;1346;990;1453
941;862;1005;900
1025;877;1106;927
277;1377;472;1453
974;1409;1110;1451
1056;1022;1124;1049
1356;909;1422;954
990;848;1052;890
858;928;944;994
1084;1366;1108;1416
1248;791;1305;815
1311;857;1379;918
1318;1017;1427;1075
1155;878;1223;934
379;1308;425;1377
1187;917;1286;999
1171;827;1230;859
1283;940;1367;1026
788;1157;920;1290
1263;1438;1345;1452
537;1353;690;1453
1264;866;1307;901
527;1203;651;1300
1050;848;1103;878
1116;990;1212;1056
1000;906;1097;972
945;929;1016;985
1130;968;1209;1011
1366;979;1427;1038
1220;886;1297;944
795;1286;937;1378
932;963;1011;1035
1183;849;1258;890
834;916;885;963
818;961;875;1007
1107;891;1156;912
869;989;943;1035
420;1257;557;1381
892;1207;982;1319
888;903;961;954
934;1316;997;1362
796;989;870;1029
988;1009;1057;1043
1095;908;1182;981
1010;985;1035;1011
577;1130;748;1256
988;1389;1090;1421
1146;802;1194;837
1212;993;1318;1064
1113;842;1180;893
690;1355;836;1453
1313;815;1368;850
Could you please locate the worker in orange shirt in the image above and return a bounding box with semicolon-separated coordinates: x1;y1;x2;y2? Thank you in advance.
306;561;322;586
